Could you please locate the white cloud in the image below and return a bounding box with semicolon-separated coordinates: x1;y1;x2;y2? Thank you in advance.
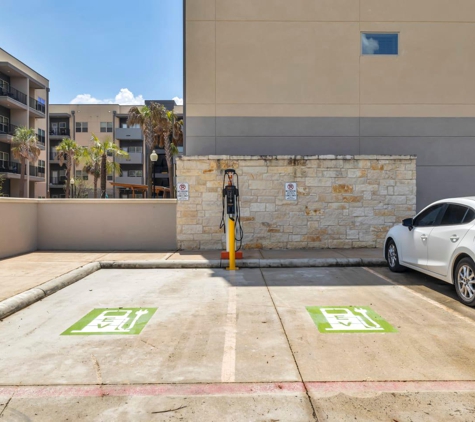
173;97;183;105
362;34;379;55
70;89;145;105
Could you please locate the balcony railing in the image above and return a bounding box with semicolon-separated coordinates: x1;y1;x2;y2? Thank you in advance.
50;176;67;185
29;97;45;114
0;123;19;136
50;128;70;137
0;87;28;105
0;161;44;178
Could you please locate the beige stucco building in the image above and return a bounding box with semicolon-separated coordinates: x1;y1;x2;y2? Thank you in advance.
47;102;182;198
0;48;49;198
185;0;475;209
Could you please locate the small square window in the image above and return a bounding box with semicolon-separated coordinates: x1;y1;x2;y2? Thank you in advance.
362;33;398;55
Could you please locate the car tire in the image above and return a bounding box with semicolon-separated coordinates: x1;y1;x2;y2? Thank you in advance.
386;240;406;273
454;258;475;307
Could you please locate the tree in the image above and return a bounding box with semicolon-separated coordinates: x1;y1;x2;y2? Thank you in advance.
55;138;83;199
157;109;183;199
82;145;101;198
127;105;156;198
11;127;41;198
89;134;128;198
64;177;91;198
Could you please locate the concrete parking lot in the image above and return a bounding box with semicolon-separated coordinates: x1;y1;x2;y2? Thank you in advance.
1;266;475;421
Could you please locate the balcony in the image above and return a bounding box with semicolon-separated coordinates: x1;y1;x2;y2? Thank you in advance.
0;87;28;109
115;127;143;141
50;176;67;187
29;97;46;117
0;123;20;142
116;152;143;164
50;128;70;140
0;161;44;181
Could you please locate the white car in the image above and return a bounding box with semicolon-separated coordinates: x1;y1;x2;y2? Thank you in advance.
384;197;475;307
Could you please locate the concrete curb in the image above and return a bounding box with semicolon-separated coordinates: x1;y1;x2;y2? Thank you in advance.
101;258;387;269
0;262;101;320
0;258;386;320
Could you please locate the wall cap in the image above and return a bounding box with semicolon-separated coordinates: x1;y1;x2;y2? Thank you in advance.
0;198;177;204
177;155;417;161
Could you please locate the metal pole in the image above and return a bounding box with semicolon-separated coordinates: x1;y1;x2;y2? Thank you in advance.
227;217;237;271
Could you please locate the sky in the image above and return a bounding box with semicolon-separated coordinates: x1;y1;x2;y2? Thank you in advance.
0;0;183;105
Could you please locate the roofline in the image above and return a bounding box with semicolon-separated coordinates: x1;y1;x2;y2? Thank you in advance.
0;48;49;82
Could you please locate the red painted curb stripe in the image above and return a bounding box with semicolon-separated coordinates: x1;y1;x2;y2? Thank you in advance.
0;382;305;398
306;381;475;393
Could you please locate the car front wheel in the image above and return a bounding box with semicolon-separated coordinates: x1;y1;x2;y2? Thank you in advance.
455;258;475;307
387;240;406;273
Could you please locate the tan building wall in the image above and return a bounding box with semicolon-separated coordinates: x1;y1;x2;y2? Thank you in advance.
176;155;416;250
185;1;475;209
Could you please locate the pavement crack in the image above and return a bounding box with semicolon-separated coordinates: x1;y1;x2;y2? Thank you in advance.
259;268;320;422
141;339;158;350
151;405;187;414
91;355;103;385
0;397;12;417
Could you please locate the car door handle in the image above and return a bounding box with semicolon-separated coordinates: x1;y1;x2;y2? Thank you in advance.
421;235;428;241
450;235;460;243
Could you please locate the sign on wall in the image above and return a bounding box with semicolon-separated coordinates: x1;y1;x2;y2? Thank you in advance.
306;306;397;334
177;183;189;201
285;182;297;201
61;308;157;335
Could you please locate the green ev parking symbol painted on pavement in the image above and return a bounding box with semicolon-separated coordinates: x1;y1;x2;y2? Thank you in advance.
306;306;397;334
61;308;157;336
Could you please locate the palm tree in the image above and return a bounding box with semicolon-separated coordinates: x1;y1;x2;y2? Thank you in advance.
11;127;41;198
89;134;128;198
157;109;183;199
82;146;101;198
55;138;83;199
127;105;156;197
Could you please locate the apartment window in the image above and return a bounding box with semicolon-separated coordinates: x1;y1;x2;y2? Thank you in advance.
76;122;88;133
0;115;9;133
107;175;113;181
76;169;89;181
0;79;9;93
38;129;45;137
59;122;67;129
361;33;398;55
0;151;9;166
129;170;143;177
100;122;113;133
38;160;45;176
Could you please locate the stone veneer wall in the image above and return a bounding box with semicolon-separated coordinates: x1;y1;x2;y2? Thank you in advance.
176;155;416;250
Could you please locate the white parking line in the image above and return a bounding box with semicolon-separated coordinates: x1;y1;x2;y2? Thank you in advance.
363;267;475;328
221;286;237;382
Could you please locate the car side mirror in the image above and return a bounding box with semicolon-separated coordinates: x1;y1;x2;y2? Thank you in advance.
402;218;414;231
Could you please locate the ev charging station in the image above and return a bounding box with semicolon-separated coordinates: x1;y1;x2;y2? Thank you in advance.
220;169;243;270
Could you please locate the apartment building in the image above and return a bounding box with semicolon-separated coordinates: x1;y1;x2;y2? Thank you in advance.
0;49;48;197
185;1;475;209
48;101;182;198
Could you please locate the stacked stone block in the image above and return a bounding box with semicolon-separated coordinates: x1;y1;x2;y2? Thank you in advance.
176;155;416;250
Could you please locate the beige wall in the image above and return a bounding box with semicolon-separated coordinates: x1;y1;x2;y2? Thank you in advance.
186;0;475;118
37;199;177;251
0;199;38;259
0;199;177;258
